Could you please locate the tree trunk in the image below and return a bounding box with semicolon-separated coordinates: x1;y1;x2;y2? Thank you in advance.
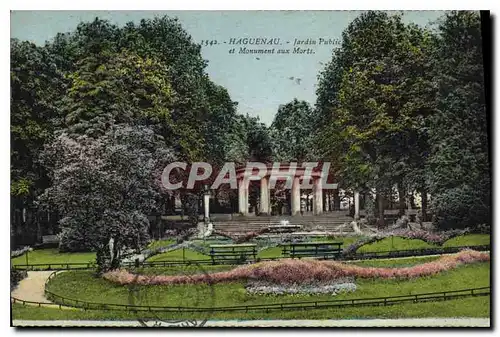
377;193;385;228
397;184;406;216
410;193;416;209
420;188;428;222
333;189;340;210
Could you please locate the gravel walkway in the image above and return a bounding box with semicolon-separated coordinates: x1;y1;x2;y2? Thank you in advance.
12;318;490;327
11;271;55;304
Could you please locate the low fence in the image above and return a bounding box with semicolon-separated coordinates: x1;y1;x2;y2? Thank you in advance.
13;284;490;314
347;245;491;260
11;244;490;271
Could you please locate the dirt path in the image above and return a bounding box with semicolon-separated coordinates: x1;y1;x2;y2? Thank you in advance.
11;271;55;303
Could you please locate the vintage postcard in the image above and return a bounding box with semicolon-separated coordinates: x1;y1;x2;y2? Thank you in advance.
10;9;491;328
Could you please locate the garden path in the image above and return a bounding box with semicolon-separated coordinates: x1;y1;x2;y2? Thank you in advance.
11;271;54;304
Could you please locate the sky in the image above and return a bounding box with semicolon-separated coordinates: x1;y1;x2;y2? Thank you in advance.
10;10;446;125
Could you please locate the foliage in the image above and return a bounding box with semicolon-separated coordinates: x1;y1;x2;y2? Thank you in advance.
270;99;315;162
313;10;488;229
11;268;27;291
12;15;255;247
40;125;173;271
11;246;32;258
426;13;489;229
11;39;65;195
10;39;67;245
62;49;175;138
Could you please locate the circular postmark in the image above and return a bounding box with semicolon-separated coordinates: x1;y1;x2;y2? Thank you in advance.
127;259;216;327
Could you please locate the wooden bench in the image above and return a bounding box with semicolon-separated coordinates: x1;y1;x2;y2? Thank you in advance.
281;241;343;259
209;244;257;264
42;235;59;244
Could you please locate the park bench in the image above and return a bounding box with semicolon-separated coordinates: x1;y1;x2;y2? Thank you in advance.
42;235;59;244
209;243;257;264
281;241;343;259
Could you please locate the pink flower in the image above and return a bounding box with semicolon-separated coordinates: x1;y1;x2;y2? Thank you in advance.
102;250;489;286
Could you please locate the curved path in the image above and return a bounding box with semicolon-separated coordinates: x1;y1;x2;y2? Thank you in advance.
11;271;54;304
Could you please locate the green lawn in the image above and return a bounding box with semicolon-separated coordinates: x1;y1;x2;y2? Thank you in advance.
10;234;490;269
146;239;176;250
257;246;282;258
357;237;437;253
443;234;491;247
312;236;360;247
12;296;490;320
44;261;490;320
146;248;210;262
11;249;96;266
350;256;440;267
138;264;235;276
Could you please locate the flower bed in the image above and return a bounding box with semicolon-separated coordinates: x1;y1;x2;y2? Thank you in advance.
103;249;489;286
245;279;357;296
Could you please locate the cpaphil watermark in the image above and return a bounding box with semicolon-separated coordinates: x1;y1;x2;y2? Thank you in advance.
128;260;215;327
161;161;338;190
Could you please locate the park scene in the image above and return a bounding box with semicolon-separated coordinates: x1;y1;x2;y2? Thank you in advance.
10;10;490;327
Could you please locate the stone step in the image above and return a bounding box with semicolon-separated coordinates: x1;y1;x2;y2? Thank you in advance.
213;223;355;233
214;221;351;224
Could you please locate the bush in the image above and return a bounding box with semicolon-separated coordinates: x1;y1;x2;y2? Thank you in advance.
58;227;93;252
11;246;31;258
11;269;27;291
431;186;490;230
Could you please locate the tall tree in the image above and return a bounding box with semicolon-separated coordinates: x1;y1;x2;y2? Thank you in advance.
10;39;66;244
315;11;437;224
41;125;174;271
426;11;489;229
270;99;315;162
62;48;175;138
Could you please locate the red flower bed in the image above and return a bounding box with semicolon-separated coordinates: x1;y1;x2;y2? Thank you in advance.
103;249;489;286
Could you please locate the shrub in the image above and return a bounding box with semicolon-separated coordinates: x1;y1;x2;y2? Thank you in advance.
11;246;31;258
11;268;27;291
